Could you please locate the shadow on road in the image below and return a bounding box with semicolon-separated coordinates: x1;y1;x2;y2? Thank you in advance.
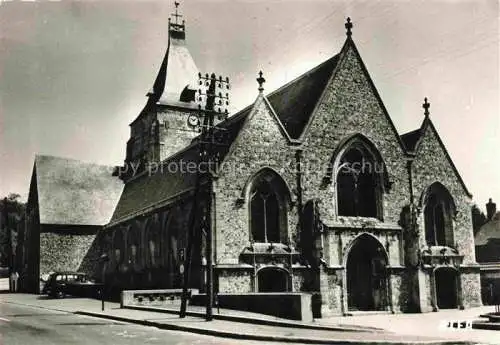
56;322;122;326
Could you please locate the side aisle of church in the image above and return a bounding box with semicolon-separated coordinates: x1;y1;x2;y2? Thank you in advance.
22;4;481;316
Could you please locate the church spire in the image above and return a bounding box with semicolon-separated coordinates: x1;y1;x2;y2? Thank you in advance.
146;0;199;106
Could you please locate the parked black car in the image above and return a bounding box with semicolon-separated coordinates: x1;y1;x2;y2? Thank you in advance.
42;272;101;298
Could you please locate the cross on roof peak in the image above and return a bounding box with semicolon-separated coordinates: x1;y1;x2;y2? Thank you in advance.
345;17;353;37
256;71;266;92
423;97;430;117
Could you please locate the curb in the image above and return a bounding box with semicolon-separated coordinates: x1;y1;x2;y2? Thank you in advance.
472;321;500;331
123;305;381;333
75;310;474;345
1;300;75;315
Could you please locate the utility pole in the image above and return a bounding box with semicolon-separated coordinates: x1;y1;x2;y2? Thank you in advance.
179;73;229;320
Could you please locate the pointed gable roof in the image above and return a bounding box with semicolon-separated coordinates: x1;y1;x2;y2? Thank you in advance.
408;116;472;198
34;155;124;226
267;55;340;139
475;212;500;247
401;128;422;152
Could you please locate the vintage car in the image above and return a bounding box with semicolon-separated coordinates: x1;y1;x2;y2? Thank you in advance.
42;271;101;298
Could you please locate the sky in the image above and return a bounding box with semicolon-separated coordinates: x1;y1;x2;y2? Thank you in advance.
0;0;498;211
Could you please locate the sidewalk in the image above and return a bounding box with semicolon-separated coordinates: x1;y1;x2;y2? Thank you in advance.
319;306;500;345
0;293;488;345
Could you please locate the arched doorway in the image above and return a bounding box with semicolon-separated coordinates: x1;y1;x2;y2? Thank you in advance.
346;234;388;311
435;268;458;309
257;267;289;292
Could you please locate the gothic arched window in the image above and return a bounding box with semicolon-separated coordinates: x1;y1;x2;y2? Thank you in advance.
249;170;289;244
336;142;383;219
113;229;124;266
423;183;455;247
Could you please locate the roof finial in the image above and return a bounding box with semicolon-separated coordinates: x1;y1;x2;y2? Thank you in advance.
257;71;266;93
169;1;185;39
172;1;182;25
423;97;430;117
345;17;353;37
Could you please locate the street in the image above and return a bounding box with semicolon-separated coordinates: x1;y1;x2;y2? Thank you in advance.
0;302;299;345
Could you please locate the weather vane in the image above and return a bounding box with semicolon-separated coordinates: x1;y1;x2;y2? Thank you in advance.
172;1;183;25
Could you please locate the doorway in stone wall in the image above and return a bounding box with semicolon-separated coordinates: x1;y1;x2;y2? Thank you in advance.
435;268;458;309
346;234;388;311
257;267;289;292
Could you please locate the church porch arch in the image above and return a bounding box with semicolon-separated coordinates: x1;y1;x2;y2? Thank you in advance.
255;266;291;292
431;266;462;311
342;233;390;312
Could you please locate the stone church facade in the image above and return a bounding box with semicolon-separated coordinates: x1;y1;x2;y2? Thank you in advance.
23;6;482;316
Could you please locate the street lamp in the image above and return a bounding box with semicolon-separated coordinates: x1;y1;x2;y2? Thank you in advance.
99;253;109;311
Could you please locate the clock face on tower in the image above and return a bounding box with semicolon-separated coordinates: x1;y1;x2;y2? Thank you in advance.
187;114;200;128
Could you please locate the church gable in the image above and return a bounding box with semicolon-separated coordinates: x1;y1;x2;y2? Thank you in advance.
221;94;293;172
215;94;299;264
412;118;471;202
303;38;405;153
299;38;409;224
411;118;475;263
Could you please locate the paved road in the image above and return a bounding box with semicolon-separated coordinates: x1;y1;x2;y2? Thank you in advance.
0;279;9;291
0;302;304;345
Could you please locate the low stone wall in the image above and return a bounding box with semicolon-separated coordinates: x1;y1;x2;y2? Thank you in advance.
191;292;313;321
121;289;199;308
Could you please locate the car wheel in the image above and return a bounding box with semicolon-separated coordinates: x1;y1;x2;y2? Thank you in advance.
55;290;65;299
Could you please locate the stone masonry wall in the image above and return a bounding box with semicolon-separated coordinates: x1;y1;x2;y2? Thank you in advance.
39;231;98;276
214;95;299;265
411;123;476;264
217;269;253;293
390;270;408;312
460;269;482;308
301;43;410;229
157;108;198;161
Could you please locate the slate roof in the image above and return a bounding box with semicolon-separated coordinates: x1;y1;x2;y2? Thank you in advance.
400;128;422;152
109;145;199;224
147;36;199;107
34;155;124;226
267;54;340;139
475;212;500;246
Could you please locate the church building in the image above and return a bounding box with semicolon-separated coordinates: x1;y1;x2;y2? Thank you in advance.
22;4;482;316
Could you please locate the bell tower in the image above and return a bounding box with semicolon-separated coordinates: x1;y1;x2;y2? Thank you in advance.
123;1;201;179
